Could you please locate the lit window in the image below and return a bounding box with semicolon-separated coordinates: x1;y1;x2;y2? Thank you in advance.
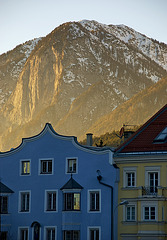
89;191;100;212
41;160;53;174
21;161;30;175
144;206;156;220
64;193;80;211
19;228;28;240
67;158;77;173
63;230;80;240
126;205;135;221
0;196;8;214
46;227;56;240
20;192;30;212
46;191;57;211
89;228;100;240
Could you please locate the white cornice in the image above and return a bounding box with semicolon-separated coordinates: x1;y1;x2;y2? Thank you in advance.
114;153;167;164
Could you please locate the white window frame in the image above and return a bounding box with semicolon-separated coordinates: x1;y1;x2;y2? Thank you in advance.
123;167;137;188
44;190;58;212
18;227;29;240
141;201;158;221
66;157;78;174
63;230;80;240
88;226;101;240
63;191;81;211
123;202;137;222
39;158;54;175
88;190;101;213
145;166;160;188
19;191;31;213
20;159;31;176
44;226;57;240
125;204;136;221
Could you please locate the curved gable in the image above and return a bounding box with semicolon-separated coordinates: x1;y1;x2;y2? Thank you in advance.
0;123;113;158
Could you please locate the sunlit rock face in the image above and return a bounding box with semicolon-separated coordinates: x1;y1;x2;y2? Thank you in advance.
0;20;167;151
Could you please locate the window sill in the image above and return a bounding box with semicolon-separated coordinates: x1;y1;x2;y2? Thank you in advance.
122;221;137;225
46;210;57;212
62;210;81;213
138;220;158;224
89;210;100;212
40;172;53;175
122;187;138;190
67;172;77;174
19;210;30;213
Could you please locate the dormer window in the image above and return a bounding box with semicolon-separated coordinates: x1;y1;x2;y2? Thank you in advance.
154;127;167;143
60;175;83;212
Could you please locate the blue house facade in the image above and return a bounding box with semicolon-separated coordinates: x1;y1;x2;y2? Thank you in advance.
0;123;119;240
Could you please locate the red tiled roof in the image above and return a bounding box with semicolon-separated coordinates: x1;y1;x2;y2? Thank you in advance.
116;104;167;153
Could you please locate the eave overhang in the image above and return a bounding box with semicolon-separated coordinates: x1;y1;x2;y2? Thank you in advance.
114;151;167;164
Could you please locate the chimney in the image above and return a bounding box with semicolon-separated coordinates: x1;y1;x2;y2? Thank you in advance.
86;133;93;146
124;130;135;141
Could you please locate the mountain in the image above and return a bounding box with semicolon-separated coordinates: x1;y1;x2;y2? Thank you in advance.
86;76;167;138
0;38;42;107
0;20;167;151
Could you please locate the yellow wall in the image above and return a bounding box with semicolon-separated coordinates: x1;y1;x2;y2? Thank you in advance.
116;160;167;240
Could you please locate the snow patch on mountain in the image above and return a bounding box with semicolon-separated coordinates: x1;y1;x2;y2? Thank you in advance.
80;20;167;71
10;37;42;79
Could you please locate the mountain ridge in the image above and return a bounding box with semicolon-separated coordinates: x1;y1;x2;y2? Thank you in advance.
85;76;167;139
0;20;167;151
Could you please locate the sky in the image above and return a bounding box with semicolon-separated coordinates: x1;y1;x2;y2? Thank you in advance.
0;0;167;55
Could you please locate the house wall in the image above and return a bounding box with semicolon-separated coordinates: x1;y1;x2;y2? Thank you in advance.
115;157;167;240
0;125;119;240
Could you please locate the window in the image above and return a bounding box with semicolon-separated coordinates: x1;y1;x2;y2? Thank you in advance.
162;206;164;221
126;205;135;221
40;160;53;174
20;192;30;212
154;126;167;142
1;232;7;240
149;172;158;193
19;228;28;240
63;230;80;240
67;158;77;173
145;167;160;195
127;172;135;187
45;191;57;212
21;161;30;175
123;167;137;188
144;206;156;220
141;202;157;221
89;228;100;240
64;193;80;211
89;191;100;212
45;227;56;240
0;196;8;214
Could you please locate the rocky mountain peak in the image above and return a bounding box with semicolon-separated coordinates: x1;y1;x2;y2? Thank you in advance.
0;20;167;151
